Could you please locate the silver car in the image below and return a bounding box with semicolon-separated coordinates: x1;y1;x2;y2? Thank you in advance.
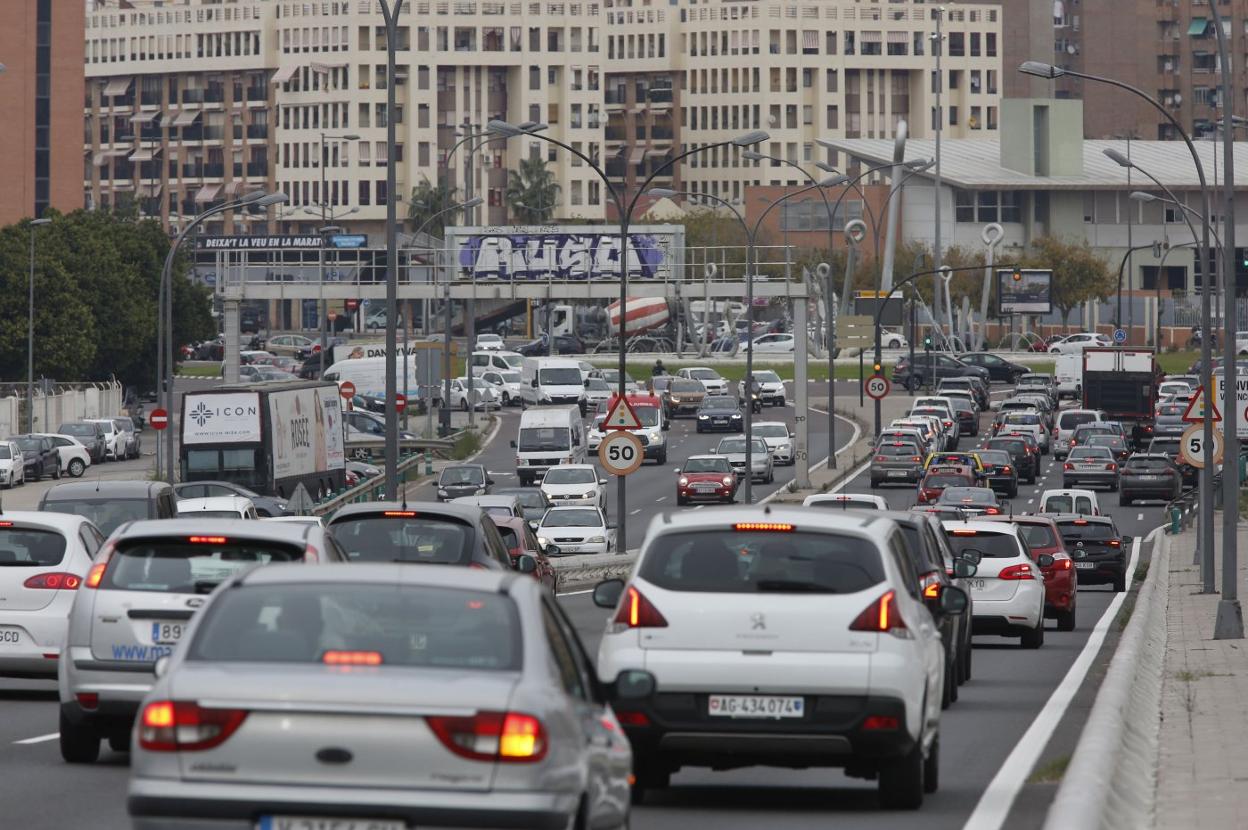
127;564;639;830
715;435;775;483
57;519;346;763
1062;446;1120;491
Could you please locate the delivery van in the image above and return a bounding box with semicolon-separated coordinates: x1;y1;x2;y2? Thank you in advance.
511;406;586;486
521;357;588;413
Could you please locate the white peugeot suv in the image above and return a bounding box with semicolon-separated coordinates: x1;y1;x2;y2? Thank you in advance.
941;520;1050;648
593;506;966;809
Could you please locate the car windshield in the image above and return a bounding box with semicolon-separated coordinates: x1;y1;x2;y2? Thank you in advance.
543;468;597;485
1059;412;1098;429
913;408;947;419
13;437;39;452
987;440;1027;456
187;583;521;670
638;530;884;594
1087;436;1126;450
671;380;703;394
60;424;95;438
632;405;660;427
439;466;484;486
1004;414;1041;426
684;457;731;474
755;371;781;383
103;537;304;593
586;379;609;391
1057;521;1118;542
1018;524;1058;549
1150;439;1181;455
718;438;766;454
811;497;882;510
877;443;919;457
538;368;582;385
754;424;789;438
1156;405;1184;417
501;371;522;384
702;396;737;409
689;369;720;381
180;510;245;519
0;527;67;566
41;497;151;537
1043;495;1091;513
478;506;513;518
496;489;546;509
938;487;996;504
0;446;10;460
329;515;472;564
518;428;570;452
944;530;1022;559
542;509;601;528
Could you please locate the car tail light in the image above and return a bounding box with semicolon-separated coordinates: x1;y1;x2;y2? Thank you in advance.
1064;463;1074;471
76;693;99;709
1108;539;1122;548
943;420;953;428
427;711;548;763
302;544;320;563
920;572;942;600
875;455;887;462
735;522;794;532
612;586;669;629
323;650;383;666
383;511;417;518
1053;558;1073;571
1002;466;1012;473
83;541;115;589
188;536;227;544
849;590;910;638
138;701;248;752
998;563;1035;581
863;715;900;731
615;710;651;728
985;507;1001;515
1106;463;1117;471
23;572;82;590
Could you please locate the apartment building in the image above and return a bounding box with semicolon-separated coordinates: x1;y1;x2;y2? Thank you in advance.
0;0;84;225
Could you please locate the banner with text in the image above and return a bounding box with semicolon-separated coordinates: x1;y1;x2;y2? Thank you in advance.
447;225;682;281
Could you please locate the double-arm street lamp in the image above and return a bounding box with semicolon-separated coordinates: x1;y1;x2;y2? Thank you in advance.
27;217;51;432
488;118;768;552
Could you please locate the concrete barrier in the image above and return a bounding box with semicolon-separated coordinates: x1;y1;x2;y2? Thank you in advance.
1041;531;1170;830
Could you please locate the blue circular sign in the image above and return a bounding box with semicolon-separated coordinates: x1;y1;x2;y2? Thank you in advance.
1113;328;1127;343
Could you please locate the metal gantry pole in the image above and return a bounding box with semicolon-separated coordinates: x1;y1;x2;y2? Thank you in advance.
380;0;404;499
932;10;944;334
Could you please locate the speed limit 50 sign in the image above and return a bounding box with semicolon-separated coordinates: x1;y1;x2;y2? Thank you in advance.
1180;424;1223;469
865;375;890;401
598;431;644;476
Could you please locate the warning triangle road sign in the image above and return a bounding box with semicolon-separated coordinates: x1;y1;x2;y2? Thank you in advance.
288;482;317;516
603;397;643;430
1182;385;1221;423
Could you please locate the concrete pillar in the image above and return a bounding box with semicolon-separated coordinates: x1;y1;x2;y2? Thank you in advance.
223;299;241;384
793;294;811;489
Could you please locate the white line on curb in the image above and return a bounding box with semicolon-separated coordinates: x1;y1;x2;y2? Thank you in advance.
962;529;1149;830
759;415;862;505
557;588;594;597
15;733;59;745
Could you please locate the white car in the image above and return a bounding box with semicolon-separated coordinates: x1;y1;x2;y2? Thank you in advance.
1054;409;1106;460
85;418;125;461
737;370;787;407
1157;381;1193;401
997;412;1050;454
0;440;25;488
752;421;796;466
540;464;608;510
475;333;505;351
1039;488;1101;516
587;415;608;451
0;511;105;679
1049;332;1112;354
942;520;1049;648
34;433;92;478
480;369;526;406
744;332;795;353
583;377;614;410
593;507;965;807
175;496;259;519
448;376;501;411
802;493;890;510
677;367;729;395
881;329;908;349
536;505;614;555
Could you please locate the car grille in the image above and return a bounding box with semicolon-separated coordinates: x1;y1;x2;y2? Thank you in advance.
553;536;585;543
532;457;562;466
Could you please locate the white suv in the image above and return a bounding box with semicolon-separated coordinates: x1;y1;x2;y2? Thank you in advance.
593;507;966;809
940;520;1050;649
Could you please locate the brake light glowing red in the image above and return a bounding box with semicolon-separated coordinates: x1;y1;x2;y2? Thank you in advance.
23;572;81;590
383;511;417;517
875;455;887;462
1108;539;1122;547
734;522;794;532
188;536;227;544
1002;466;1012;473
920;573;942;600
1074;519;1089;525
613;586;669;629
1106;463;1117;471
1054;558;1073;571
985;507;1001;515
426;711;548;762
998;563;1035;581
863;715;900;731
1064;463;1074;471
76;693;99;709
951;529;978;536
0;522;11;527
615;710;651;728
323;650;383;666
849;590;908;636
138;701;248;752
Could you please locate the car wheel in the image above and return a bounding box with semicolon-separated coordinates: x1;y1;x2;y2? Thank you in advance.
878;738;924;809
657;450;667;465
53;462;61;479
960;630;973;683
1056;601;1077;632
67;458;85;478
1020;618;1044;649
1009;485;1019;498
1113;573;1127;593
870;478;880;489
59;711;100;764
33;464;42;482
460;399;469;412
923;735;940;794
941;654;957;709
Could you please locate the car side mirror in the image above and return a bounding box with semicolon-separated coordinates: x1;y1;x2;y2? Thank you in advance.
952;559;978;579
509;440;517;448
599;478;608;485
487;478;495;485
663;421;671;431
531;379;539;387
611;669;657;701
673;467;681;474
606;521;618;530
515;554;538;574
153;655;171;679
544;543;561;556
528;520;539;531
1036;554;1056;568
939;585;969;616
958;549;983;565
593;578;625;608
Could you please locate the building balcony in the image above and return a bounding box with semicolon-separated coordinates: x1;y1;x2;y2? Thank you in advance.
647;88;673;104
246;161;268;177
140;92;162;107
605;89;627;105
245;86;267;102
246;125;269;139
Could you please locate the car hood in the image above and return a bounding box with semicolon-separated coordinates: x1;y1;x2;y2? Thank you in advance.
698;407;742;417
720;451;769;466
681;471;732;482
541;482;600;497
757;435;790;448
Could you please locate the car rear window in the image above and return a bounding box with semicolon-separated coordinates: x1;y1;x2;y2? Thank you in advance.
923;474;972;488
1059;412;1098;429
987;439;1027;455
496;527;520;550
1057;521;1118;541
1043;495;1091;514
0;527;67;566
944;529;1023;559
877;443;920;458
329;513;472;564
976;450;1012;466
938;487;995;505
41;497;152;537
179;510;243;519
1156;404;1184;417
187;583;521;669
1017;524;1058;549
1126;457;1174;472
104;537;304;593
639;530;884;594
809;497;882;510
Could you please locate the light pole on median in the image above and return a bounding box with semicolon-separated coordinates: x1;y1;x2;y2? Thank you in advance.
378;0;404;500
489;119;768;550
304;203;359;376
27;217;51;432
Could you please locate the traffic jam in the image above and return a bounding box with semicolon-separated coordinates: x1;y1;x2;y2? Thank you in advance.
0;344;1189;827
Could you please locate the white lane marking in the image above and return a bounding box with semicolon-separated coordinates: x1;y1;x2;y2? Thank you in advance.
655;496;666;503
14;733;59;745
1027;498;1034;505
1137;512;1144;521
557;588;595;596
962;529;1150;830
629;508;642;515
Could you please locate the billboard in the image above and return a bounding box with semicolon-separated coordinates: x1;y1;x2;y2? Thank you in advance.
181;393;262;445
998;269;1053;314
268;386;346;479
447;225;682;281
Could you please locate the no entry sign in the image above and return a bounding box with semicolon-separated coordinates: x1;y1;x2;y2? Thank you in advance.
149;409;169;430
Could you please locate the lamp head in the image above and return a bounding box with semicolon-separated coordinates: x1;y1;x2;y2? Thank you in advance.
741;150;765;161
461;196;484;209
730;130;769;147
819;174;851;187
30;218;52;227
1102;148;1133;168
255;192;289;207
904;158;936;172
647;188;679;198
1129;191;1160;203
814;161;839;173
342;134;361;141
487;119;524;137
1018;61;1064;79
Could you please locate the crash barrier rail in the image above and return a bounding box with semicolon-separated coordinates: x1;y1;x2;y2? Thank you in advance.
313;433;460;517
0;382;125;437
1042;530;1169;830
343;436;455;461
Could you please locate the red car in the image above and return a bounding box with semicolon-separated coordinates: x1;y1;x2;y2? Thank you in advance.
491;515;558;593
986;514;1077;631
916;465;976;504
675;454;737;505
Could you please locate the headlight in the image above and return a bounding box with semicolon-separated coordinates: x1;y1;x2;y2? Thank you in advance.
437;489;448;495
537;536;549;547
587;536;606;544
731;413;742;419
780;444;792;453
722;476;734;485
698;415;709;420
678;476;689;486
581;492;595;499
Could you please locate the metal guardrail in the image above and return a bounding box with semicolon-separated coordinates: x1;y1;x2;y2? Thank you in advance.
344;437;454;460
1166;484;1200;533
313;450;432;517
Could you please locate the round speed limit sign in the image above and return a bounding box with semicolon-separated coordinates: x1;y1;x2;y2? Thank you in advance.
1180;424;1223;469
599;431;644;476
865;375;890;401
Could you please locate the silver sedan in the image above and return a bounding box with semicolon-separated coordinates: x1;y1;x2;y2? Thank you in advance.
127;563;640;830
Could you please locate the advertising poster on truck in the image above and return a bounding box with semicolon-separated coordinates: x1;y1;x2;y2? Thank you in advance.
182;393;262;444
268;386;346;479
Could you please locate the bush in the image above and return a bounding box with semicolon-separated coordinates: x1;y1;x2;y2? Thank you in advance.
451;428;482;460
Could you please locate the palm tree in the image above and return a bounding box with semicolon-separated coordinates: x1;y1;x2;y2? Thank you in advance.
505;157;560;223
406;176;458;237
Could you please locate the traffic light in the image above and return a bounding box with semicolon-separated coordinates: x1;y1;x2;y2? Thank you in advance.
872;362;883;375
1011;268;1023;282
923;335;933;350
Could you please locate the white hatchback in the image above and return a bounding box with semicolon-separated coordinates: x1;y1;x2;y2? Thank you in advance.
175;496;259;519
34;433;92;478
752;421;796;466
0;440;25;488
594;507;965;809
941;520;1050;648
539;464;608;511
677;367;729;395
802;493;890;510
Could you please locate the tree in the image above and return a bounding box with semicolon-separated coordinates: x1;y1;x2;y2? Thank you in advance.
405;177;458;237
506;156;559;223
1021;236;1115;329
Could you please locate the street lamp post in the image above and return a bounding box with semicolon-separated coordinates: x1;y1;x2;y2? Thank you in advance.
317;224;343;376
314;129;360;374
27;218;51;432
378;0;404;500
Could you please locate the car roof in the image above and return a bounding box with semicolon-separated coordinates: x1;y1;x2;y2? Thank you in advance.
451;495;522;508
327;500;484;523
642;505;897;543
753;421;787;428
176;496;254;511
1041;488;1098;497
686;454;725;461
1047;513;1115;525
0;510;92;532
41;480;172;498
234;562;519;592
111;518;313;542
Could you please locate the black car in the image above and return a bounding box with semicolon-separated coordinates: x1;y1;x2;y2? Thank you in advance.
974;448;1019;498
12;434;61;481
326;501;518;571
694;395;744;433
1053;515;1130;592
892;353;990;391
957;352;1029;384
1119;453;1182;505
173;480;292;517
57;422;107;464
516;334;585;356
937;377;989;411
1148;436;1197;486
948;398;979;436
985;436;1037;483
433;463;493;501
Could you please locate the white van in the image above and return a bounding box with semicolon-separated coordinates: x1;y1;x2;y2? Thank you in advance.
512;405;587;486
1055;353;1083;400
521;357;588;413
322;357;440;407
470;350;524;377
1039;488;1101;516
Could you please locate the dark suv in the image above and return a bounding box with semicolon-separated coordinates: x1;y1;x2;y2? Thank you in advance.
326;501;518;571
1053;514;1130;592
892;354;990;392
1119;453;1182;505
57;422;107;464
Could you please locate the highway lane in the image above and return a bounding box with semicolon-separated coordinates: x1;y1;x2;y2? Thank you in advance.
559;405;1170;829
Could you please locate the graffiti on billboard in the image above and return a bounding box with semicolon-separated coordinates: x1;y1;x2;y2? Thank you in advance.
450;226;680;281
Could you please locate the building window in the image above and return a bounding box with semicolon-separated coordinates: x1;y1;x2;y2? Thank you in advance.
956;190;1021;223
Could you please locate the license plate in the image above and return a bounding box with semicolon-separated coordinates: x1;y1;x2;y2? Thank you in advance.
259;818;405;830
1141;475;1161;480
0;627;24;647
888;470;907;477
560;546;581;553
694;484;719;491
967;578;987;591
151;622;185;645
1075;562;1095;570
714;419;727;425
708;695;804;718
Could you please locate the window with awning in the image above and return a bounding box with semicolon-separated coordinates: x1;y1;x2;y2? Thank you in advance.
194;184;222;203
103;77;133;97
1188;18;1209;36
888;31;909;43
224;181;243;196
628;146;646;165
129;148;155;162
861;31;883;43
802;31;819;52
129;111;161;124
140;183;163;198
270;65;298;85
171;110;202;127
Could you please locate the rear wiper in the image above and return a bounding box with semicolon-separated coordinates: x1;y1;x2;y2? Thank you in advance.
754;580;828;593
